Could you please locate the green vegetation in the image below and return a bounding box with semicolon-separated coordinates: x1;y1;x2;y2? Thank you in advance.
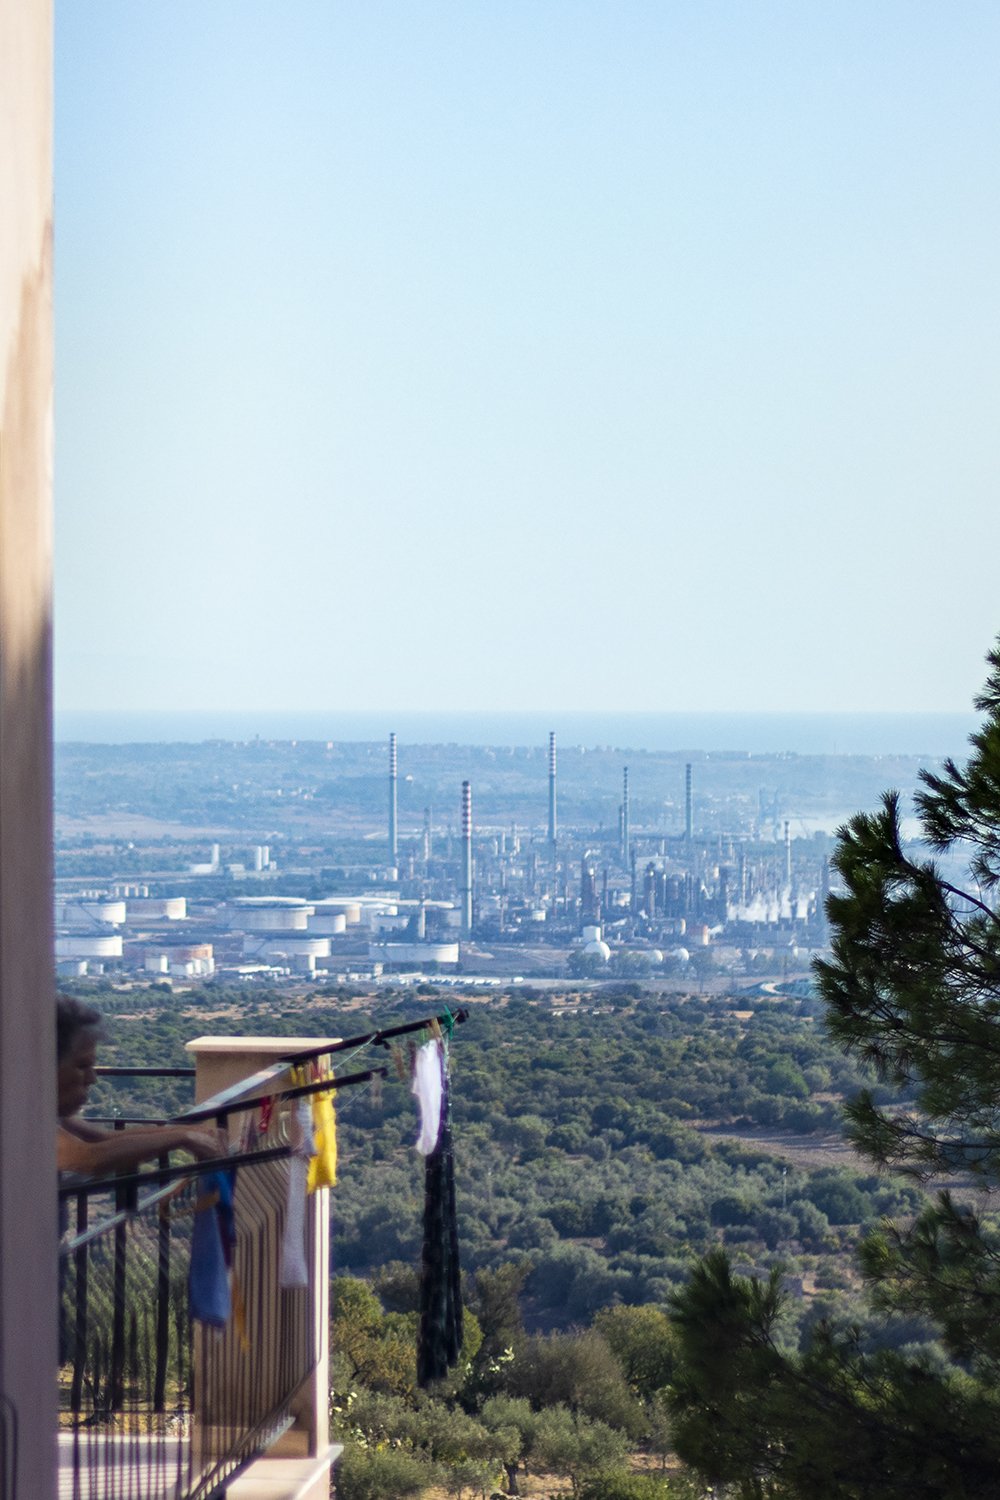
79;642;1000;1500
76;980;920;1326
69;973;928;1495
669;642;1000;1498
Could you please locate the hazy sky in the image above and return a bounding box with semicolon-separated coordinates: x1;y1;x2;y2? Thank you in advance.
54;2;1000;716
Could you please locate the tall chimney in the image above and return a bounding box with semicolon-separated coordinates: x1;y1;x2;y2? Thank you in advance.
784;819;792;888
548;731;557;847
622;765;630;865
388;733;398;865
461;781;473;935
685;763;693;841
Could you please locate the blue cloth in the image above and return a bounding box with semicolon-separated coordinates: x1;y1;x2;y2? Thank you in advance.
189;1172;234;1328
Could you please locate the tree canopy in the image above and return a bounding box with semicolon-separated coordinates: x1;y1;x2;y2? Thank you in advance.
669;640;1000;1497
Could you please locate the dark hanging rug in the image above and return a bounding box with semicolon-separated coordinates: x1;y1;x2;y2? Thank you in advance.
417;1067;463;1386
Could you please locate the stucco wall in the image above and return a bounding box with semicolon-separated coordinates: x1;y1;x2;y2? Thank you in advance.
0;1;56;1495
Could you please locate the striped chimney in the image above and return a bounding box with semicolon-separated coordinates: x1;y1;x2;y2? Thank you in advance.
388;733;398;864
461;780;473;934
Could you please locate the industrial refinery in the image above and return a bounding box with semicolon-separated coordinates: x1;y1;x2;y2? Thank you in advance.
45;728;874;987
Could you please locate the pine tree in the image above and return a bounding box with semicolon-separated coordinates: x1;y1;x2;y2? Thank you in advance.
669;641;1000;1498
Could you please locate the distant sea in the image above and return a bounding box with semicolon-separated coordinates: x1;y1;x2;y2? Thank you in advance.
54;710;978;759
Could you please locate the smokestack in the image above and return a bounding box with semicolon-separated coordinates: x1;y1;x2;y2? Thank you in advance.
423;807;431;865
461;780;473;935
685;763;693;841
622;766;630;865
548;731;557;847
388;733;398;864
784;819;792;888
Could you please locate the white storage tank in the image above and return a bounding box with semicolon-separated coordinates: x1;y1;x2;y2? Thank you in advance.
371;912;410;934
127;897;187;921
308;911;347;936
229;898;312;932
357;903;398;928
59;899;126;927
314;900;362;926
56;934;123;959
367;941;460;966
245;935;331;960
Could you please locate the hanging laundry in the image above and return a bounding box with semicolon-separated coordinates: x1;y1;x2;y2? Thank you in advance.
190;1170;236;1328
280;1097;313;1288
307;1081;337;1193
417;1052;463;1386
412;1038;443;1154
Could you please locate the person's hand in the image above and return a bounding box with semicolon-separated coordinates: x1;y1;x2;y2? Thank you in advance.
182;1126;229;1161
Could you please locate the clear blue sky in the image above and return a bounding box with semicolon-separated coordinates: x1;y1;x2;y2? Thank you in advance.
54;1;1000;715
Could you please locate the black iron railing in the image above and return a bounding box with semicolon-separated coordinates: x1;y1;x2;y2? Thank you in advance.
59;1008;469;1497
59;1145;314;1500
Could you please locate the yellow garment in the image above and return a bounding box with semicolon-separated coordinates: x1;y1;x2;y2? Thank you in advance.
307;1083;337;1192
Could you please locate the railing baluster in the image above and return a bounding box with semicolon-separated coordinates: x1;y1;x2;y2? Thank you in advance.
71;1189;88;1415
111;1205;128;1413
154;1151;170;1413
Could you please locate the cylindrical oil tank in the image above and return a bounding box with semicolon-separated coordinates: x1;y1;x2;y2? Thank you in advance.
371;912;409;933
59;899;127;927
229;898;312;932
168;944;213;962
245;935;331;959
308;912;347;935
357;903;398;928
313;900;362;926
56;934;124;959
126;897;187;920
367;941;460;965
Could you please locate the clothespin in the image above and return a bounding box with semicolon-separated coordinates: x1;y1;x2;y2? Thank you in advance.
441;1004;456;1038
428;1017;443;1043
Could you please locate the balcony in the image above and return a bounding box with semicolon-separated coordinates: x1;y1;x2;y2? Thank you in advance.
58;1036;346;1500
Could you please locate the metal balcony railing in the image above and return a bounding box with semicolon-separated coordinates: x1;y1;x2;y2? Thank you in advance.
59;1145;314;1500
58;1007;470;1499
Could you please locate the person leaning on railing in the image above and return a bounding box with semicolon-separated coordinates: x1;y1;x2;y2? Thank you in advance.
57;993;224;1176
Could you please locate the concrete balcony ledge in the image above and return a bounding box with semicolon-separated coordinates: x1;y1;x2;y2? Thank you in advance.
57;1436;341;1500
226;1443;342;1500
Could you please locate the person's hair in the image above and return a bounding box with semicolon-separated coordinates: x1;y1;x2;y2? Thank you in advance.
56;993;104;1062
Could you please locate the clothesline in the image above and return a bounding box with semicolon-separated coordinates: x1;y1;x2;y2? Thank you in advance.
179;1064;387;1125
174;1005;469;1125
275;1005;469;1066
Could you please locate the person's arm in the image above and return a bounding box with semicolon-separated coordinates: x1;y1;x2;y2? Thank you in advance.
57;1121;226;1177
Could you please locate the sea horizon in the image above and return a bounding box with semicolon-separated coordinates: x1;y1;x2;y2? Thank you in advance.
54;709;979;759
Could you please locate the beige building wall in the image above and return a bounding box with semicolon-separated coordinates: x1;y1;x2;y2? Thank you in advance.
0;1;56;1496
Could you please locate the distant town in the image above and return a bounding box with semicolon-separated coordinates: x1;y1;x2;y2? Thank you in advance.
53;733;936;990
